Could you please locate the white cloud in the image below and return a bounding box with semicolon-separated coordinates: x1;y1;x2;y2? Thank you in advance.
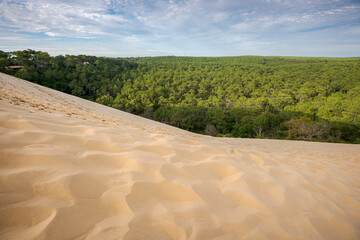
231;23;252;32
0;0;131;38
45;32;60;37
0;0;359;56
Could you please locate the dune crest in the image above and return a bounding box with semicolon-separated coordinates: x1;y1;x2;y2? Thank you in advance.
0;73;359;239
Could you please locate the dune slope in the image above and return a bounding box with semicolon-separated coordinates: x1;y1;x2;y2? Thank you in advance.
0;72;360;240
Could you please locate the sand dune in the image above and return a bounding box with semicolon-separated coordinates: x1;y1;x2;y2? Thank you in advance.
0;72;359;240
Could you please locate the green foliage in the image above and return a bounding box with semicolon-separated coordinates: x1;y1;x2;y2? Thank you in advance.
1;50;359;143
233;116;256;138
96;94;114;106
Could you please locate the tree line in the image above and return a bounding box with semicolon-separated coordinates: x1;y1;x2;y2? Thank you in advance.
1;49;359;143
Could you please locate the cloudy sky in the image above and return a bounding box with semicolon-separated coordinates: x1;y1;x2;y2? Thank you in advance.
0;0;359;57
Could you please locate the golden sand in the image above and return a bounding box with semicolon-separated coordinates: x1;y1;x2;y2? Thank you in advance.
0;73;359;239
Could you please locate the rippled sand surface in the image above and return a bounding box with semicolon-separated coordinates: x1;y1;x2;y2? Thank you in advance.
0;73;359;240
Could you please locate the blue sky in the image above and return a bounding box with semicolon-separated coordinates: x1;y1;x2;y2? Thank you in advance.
0;0;359;57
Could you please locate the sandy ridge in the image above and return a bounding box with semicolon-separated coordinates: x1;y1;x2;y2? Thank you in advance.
0;73;360;239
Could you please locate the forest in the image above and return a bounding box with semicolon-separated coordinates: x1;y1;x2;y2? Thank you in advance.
1;49;359;143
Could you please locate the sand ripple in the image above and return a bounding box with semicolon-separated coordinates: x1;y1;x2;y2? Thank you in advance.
1;73;360;239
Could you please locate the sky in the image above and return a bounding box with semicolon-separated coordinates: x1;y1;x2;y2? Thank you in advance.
0;0;360;57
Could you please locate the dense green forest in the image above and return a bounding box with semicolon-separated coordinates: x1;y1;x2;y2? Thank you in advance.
1;49;359;143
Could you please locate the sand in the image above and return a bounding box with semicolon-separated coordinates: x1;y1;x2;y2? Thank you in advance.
0;72;359;240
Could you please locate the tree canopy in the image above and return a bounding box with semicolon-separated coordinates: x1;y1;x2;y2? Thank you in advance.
1;49;359;143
